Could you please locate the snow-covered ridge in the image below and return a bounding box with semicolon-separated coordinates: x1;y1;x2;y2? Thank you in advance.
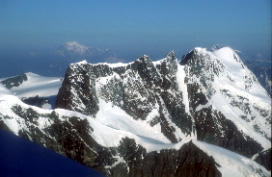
70;47;271;150
71;56;163;69
183;47;271;149
194;141;270;177
189;46;270;104
1;72;63;98
71;51;176;69
71;59;132;68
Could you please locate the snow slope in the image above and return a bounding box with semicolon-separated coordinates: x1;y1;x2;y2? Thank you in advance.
194;141;270;177
8;72;63;98
0;84;11;95
185;47;271;149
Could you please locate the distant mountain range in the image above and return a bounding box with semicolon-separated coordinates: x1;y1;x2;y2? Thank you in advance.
0;46;270;177
57;41;118;62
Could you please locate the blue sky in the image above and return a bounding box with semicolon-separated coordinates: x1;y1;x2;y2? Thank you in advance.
0;0;271;75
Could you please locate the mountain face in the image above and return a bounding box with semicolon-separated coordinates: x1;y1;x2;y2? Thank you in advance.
181;47;270;157
0;47;271;177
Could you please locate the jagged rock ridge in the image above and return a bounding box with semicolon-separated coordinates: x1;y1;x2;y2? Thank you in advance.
0;46;271;177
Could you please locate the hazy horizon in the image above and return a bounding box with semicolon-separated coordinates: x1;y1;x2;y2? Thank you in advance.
0;0;271;76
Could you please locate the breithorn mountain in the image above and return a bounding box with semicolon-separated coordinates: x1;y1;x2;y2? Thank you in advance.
0;47;270;177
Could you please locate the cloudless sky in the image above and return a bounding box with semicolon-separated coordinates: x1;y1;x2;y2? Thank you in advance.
0;0;271;63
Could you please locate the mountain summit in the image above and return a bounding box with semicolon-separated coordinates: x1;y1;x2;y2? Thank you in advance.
0;47;271;177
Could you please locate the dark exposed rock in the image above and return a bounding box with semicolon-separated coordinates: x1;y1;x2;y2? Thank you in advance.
185;71;264;158
181;50;267;158
187;83;208;110
12;105;39;125
111;139;221;177
254;148;271;171
194;107;263;157
131;55;161;88
22;96;49;107
159;110;178;143
56;63;99;116
160;91;192;136
1;73;27;89
56;54;194;143
186;80;264;158
22;96;57;108
0;118;11;132
181;50;196;65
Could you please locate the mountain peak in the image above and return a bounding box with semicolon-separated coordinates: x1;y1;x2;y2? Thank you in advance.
180;46;244;72
166;50;176;59
136;54;152;64
213;46;242;64
180;48;197;65
72;60;88;65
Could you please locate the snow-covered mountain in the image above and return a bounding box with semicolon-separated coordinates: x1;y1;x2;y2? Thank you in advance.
0;72;62;109
0;47;270;177
57;41;116;61
181;47;270;155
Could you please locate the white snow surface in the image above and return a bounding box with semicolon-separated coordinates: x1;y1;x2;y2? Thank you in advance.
176;62;190;115
194;141;270;177
0;84;11;95
8;72;63;98
73;59;132;68
94;99;172;151
191;47;271;149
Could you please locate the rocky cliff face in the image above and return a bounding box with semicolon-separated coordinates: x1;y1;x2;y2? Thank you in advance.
0;47;271;177
181;48;270;157
56;47;270;158
56;53;195;143
253;148;271;171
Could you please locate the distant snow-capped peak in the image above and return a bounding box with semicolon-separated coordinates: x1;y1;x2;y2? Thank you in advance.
62;41;88;55
57;41;115;60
